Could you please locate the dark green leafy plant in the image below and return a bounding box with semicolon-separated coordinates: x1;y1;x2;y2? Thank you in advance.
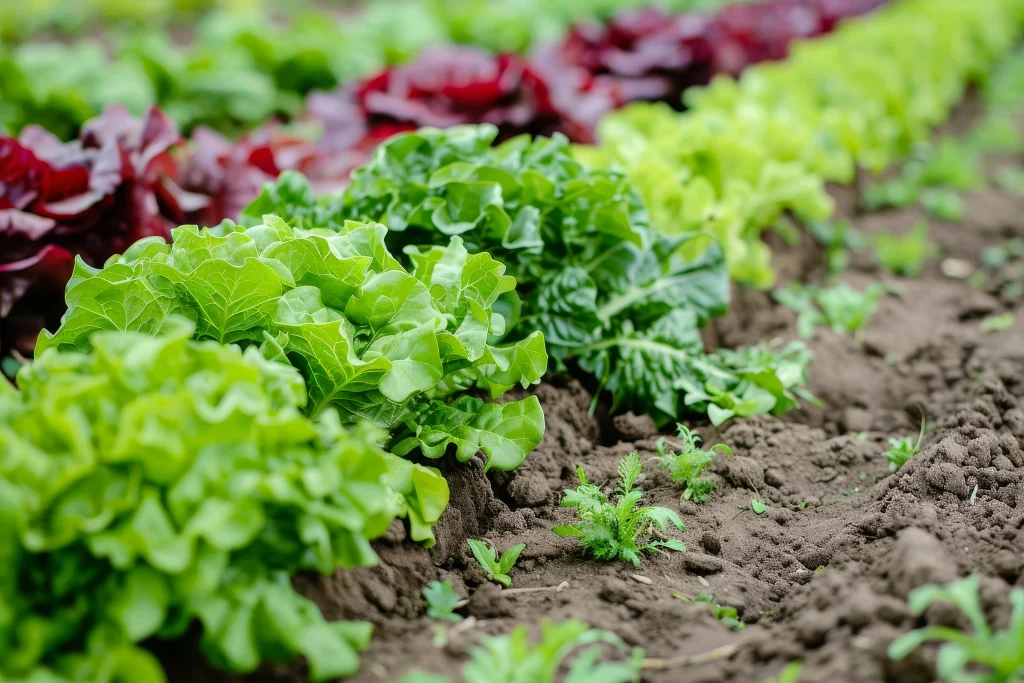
873;223;939;277
40;216;547;476
775;283;884;339
423;581;464;622
655;424;733;502
673;593;745;630
888;574;1024;683
242;127;814;427
0;321;420;682
467;539;525;588
397;619;643;683
884;420;926;472
554;452;686;566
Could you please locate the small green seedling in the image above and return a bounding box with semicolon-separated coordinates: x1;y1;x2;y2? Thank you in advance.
994;166;1024;195
806;219;865;274
889;574;1024;683
775;283;883;340
674;593;745;630
655;424;733;503
873;222;938;277
423;580;464;622
921;188;965;221
397;619;642;683
467;539;525;588
751;499;767;515
765;661;804;683
793;501;808;511
885;420;926;472
554;452;686;567
981;312;1015;333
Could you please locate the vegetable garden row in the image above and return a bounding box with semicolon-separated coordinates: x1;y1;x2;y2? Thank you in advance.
2;0;1024;681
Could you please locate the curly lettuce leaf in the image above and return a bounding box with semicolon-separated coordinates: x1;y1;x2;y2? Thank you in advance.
1;321;420;682
40;215;546;471
244;129;801;426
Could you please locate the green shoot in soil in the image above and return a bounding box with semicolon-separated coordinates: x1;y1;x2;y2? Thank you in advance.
775;282;884;339
673;593;745;630
873;222;938;277
920;188;966;221
889;574;1024;683
981;312;1015;333
806;219;865;275
467;540;525;588
765;661;804;683
554;453;686;567
751;499;768;515
884;420;926;472
423;581;464;622
655;424;733;503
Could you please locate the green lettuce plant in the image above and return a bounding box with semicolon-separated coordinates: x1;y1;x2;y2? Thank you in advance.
0;321;431;683
244;128;813;427
39;216;547;473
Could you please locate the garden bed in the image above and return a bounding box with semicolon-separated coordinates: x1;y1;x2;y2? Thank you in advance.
155;96;1024;683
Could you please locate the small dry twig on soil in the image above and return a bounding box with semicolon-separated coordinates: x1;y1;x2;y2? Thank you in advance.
502;581;570;595
641;640;747;671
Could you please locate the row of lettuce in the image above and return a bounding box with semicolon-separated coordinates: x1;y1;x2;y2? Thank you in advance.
0;0;889;361
0;0;883;141
1;0;741;44
3;0;1024;681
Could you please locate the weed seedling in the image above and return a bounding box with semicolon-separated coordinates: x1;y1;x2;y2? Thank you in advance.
554;452;686;566
751;499;767;515
467;540;525;588
423;581;464;622
889;574;1024;683
674;593;745;630
765;661;804;683
981;312;1015;333
655;424;733;503
920;188;966;221
873;222;938;277
885;420;926;472
775;283;883;340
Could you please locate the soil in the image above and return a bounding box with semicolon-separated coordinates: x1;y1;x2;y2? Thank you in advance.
160;96;1024;683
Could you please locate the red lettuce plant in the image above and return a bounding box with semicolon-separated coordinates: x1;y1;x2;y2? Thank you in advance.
0;105;205;358
545;0;889;108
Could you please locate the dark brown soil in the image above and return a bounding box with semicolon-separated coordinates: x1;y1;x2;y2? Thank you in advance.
161;99;1024;682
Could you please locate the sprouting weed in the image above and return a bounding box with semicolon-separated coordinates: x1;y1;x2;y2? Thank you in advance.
467;539;525;588
885;420;926;472
655;424;733;503
554;452;686;567
673;593;745;630
872;222;938;277
423;580;463;622
889;574;1024;683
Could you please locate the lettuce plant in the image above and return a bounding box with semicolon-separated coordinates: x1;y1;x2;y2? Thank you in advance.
0;106;207;359
0;321;438;682
244;128;811;426
39;215;547;472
